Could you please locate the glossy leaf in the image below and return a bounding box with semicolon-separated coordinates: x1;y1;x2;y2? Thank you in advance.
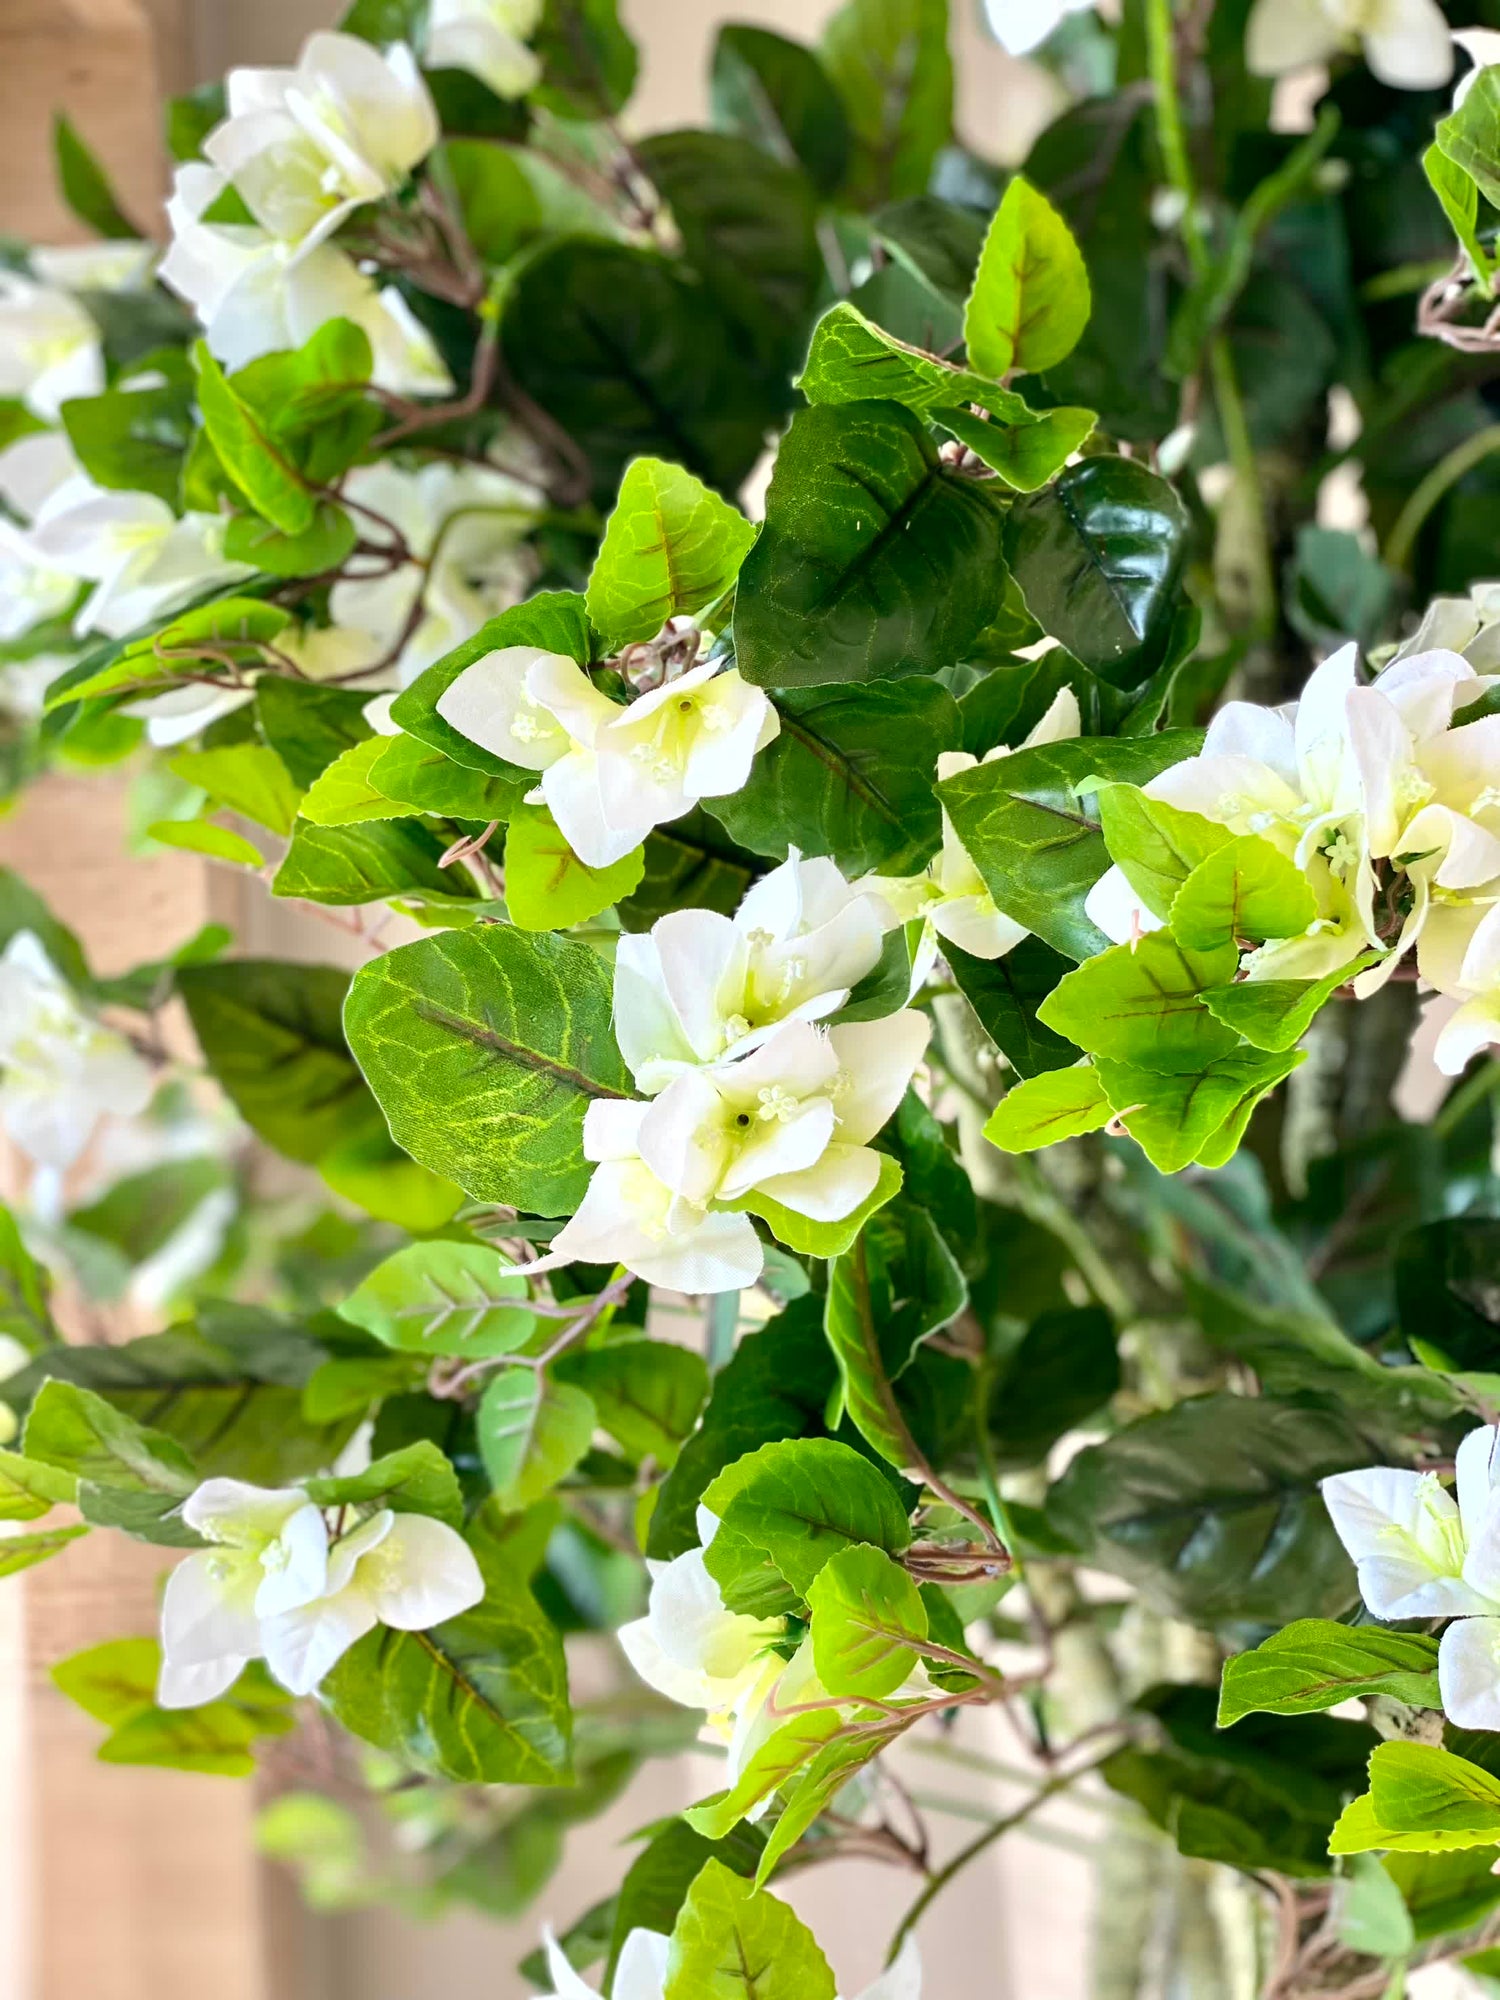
1170;836;1318;951
703;1436;912;1600
1037;933;1240;1073
272;819;477;908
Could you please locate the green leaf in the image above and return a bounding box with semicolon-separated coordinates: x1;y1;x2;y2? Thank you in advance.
1219;1623;1442;1728
649;1303;839;1561
664;1860;836;2000
320;1517;572;1784
222;501;358;578
1425;142;1492;282
987;1304;1119;1468
1006;458;1190;690
0;1203;53;1352
1395;1219;1500;1373
1094;782;1231;921
51;1635;162;1725
1201;956;1372;1053
808;1541;927;1698
193;342;314;534
533;0;638;118
750;1710;909;1884
318;1128;464;1232
707;680;959;877
337;1241;537;1358
797;302;1041;425
52;113;137;237
1095;1045;1304;1173
255;677;373;789
1334;1854;1416;1962
1394;1848;1500;1939
733;400;1006;689
502;242;769;501
62;381;192;506
703;1437;912;1600
965;174;1091;379
820;0;952;207
1370;1742;1500;1839
367;731;531;821
299;738;412;827
983;1064;1113;1153
391;592;590;779
587;456;756;650
1437;65;1500;212
504;803;644;930
179;959;383;1165
685;1709;850;1840
1037;933;1240;1073
710;24;850;194
621;812;757;930
304;1441;465;1530
607;1821;765;1987
1047;1392;1371;1627
1330;1793;1500;1857
343;925;630;1213
273;819;477;908
169;742;301;837
1170;837;1318;952
937;729;1203;960
147;818;263;868
931;401;1097;494
0;1523;89;1577
478;1368;597;1508
68;1157;232;1278
730;1151;903;1260
0;1448;75;1522
554;1340;709;1467
947;937;1078;1078
23;1379;196;1544
438;139;542;265
824;1233;928;1469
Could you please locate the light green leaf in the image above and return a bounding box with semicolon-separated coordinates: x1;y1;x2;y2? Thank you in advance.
1094;782;1231;921
797;301;1043;424
1037;933;1240;1073
222;501;358;578
1437;65;1500;213
273;819;478;908
1424;142;1493;284
193;342;314;534
808;1541;928;1698
1201;955;1376;1053
147;818;263;868
304;1441;465;1529
343;925;632;1213
586;456;756;650
664;1860;836;2000
23;1379;197;1544
478;1368;597;1508
337;1241;537;1358
299;739;412;827
169;743;301;837
1334;1853;1416;1961
1170;836;1318;951
729;1151;903;1259
1219;1623;1442;1727
1095;1046;1305;1172
931;402;1097;493
256;678;373;789
0;1447;76;1522
0;1523;89;1577
684;1711;848;1841
965;175;1091;379
703;1436;912;1599
366;731;530;821
983;1064;1113;1153
0;1202;53;1350
1330;1793;1500;1856
504;803;645;930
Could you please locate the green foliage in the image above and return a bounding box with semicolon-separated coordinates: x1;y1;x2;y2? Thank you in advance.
477;1368;596;1508
965;175;1091;380
664;1860;835;2000
710;25;850;194
338;1242;537;1358
820;0;952;207
587;456;756;650
807;1541;927;1698
503;804;644;930
1219;1623;1442;1726
52;114;137;238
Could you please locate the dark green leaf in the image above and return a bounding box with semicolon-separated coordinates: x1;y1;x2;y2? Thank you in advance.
710;25;850;194
52;114;137;238
820;0;952;206
947;936;1078;1078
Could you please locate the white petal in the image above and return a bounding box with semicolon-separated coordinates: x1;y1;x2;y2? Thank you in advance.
718;1100;838;1202
756;1143;882;1222
541;750;644;869
182;1478;307;1542
253;1502;330;1618
637;1070;734;1205
1440;1618;1500;1731
1433;997;1500;1076
1321;1467;1490;1618
614;1928;671;2000
362;1513;485;1629
539;1927;604;2000
618;1614;725;1710
1084;863;1165;944
928;894;1029;961
156;1652;247;1711
435;647;573;769
827;1010;931;1146
160;1550;263;1667
262;1591;380;1696
1457;1426;1500;1545
854;1936;924;2000
1364;0;1453;89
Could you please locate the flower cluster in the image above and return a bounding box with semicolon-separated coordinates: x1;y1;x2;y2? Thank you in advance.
534;853;925;1292
1324;1426;1500;1729
156;1476;483;1708
1086;643;1500;1040
437;643;780;868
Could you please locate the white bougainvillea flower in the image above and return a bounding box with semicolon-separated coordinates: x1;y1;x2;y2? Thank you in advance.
204;32;438;254
428;0;544;98
0;429;83;522
0;517;77;643
28;479;252;642
159;162;452;394
157;1479;330;1708
868;687;1081;976
1323;1427;1500;1730
1395;580;1500;671
1428;903;1500;1074
259;1507;484;1696
437;646;779;868
983;0;1097;58
1452;28;1500;103
537;1925;671;2000
1245;0;1452;89
122;681;259;749
330;460;539;686
0;930;153;1171
613;851;892;1092
29;241;157;293
619;1507;788;1724
0;274;103;421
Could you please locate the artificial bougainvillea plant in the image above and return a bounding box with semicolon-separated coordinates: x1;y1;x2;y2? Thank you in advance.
15;0;1500;1990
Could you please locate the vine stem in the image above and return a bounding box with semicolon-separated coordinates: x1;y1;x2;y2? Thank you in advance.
885;1756;1113;1960
1383;423;1500;574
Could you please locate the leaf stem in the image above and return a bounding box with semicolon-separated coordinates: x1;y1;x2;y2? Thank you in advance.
1383;422;1500;574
